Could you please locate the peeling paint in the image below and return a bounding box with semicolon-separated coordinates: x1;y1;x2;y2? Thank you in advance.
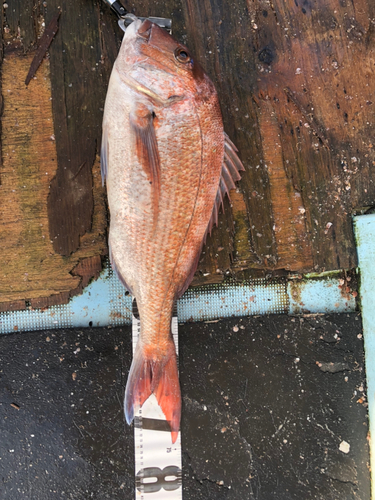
287;275;356;314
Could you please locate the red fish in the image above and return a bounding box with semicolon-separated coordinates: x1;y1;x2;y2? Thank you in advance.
101;17;244;443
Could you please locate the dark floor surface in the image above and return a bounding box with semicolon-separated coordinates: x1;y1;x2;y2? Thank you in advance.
0;313;370;499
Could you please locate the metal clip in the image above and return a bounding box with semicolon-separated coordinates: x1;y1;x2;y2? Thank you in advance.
103;0;172;33
103;0;127;19
136;16;172;32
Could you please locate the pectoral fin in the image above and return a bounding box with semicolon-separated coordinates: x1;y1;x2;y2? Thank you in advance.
130;104;161;224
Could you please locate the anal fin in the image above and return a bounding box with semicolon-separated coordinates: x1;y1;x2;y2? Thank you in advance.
109;243;133;294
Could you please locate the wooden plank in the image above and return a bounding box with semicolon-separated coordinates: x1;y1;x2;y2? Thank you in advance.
1;0;375;310
0;33;107;307
44;1;101;255
0;2;113;310
258;98;314;270
184;0;375;273
0;300;26;313
248;0;375;270
4;0;35;51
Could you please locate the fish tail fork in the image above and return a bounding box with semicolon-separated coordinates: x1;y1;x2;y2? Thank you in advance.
124;340;181;443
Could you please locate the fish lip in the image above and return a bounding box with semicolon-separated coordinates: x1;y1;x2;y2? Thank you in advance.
137;19;153;40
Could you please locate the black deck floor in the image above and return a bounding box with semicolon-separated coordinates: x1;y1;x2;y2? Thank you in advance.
0;313;370;499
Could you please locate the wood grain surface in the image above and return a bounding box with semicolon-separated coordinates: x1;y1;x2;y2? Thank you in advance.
0;0;374;308
0;23;106;309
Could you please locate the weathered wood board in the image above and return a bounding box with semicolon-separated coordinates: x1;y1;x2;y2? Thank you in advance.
0;0;374;309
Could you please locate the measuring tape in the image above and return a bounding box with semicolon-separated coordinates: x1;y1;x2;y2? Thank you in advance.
131;300;183;499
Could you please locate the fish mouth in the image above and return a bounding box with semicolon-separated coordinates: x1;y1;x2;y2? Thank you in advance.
123;17;143;41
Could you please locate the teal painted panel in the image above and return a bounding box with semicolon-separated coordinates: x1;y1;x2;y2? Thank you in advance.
354;214;375;499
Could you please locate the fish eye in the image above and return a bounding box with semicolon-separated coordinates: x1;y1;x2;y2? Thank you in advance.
174;47;191;64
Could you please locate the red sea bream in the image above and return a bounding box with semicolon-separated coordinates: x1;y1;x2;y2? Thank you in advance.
101;17;244;443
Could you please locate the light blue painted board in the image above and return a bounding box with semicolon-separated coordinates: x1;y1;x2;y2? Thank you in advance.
69;267;132;327
288;279;356;314
0;267;131;334
354;213;375;499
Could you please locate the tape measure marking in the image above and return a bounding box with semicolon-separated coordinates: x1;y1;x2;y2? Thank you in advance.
132;299;182;499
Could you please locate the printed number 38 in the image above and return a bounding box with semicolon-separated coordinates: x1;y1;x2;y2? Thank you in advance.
136;466;182;493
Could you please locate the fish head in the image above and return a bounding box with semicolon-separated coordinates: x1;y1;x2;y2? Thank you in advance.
136;19;194;71
118;18;207;90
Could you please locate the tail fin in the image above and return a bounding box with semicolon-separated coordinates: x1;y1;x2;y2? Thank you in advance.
124;340;181;444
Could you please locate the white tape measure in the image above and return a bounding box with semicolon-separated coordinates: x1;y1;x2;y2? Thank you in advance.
131;300;183;499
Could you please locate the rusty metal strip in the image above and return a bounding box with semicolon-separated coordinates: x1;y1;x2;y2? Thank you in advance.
25;11;61;86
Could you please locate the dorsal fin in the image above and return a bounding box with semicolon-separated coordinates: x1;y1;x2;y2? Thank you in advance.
206;132;245;239
224;132;245;179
